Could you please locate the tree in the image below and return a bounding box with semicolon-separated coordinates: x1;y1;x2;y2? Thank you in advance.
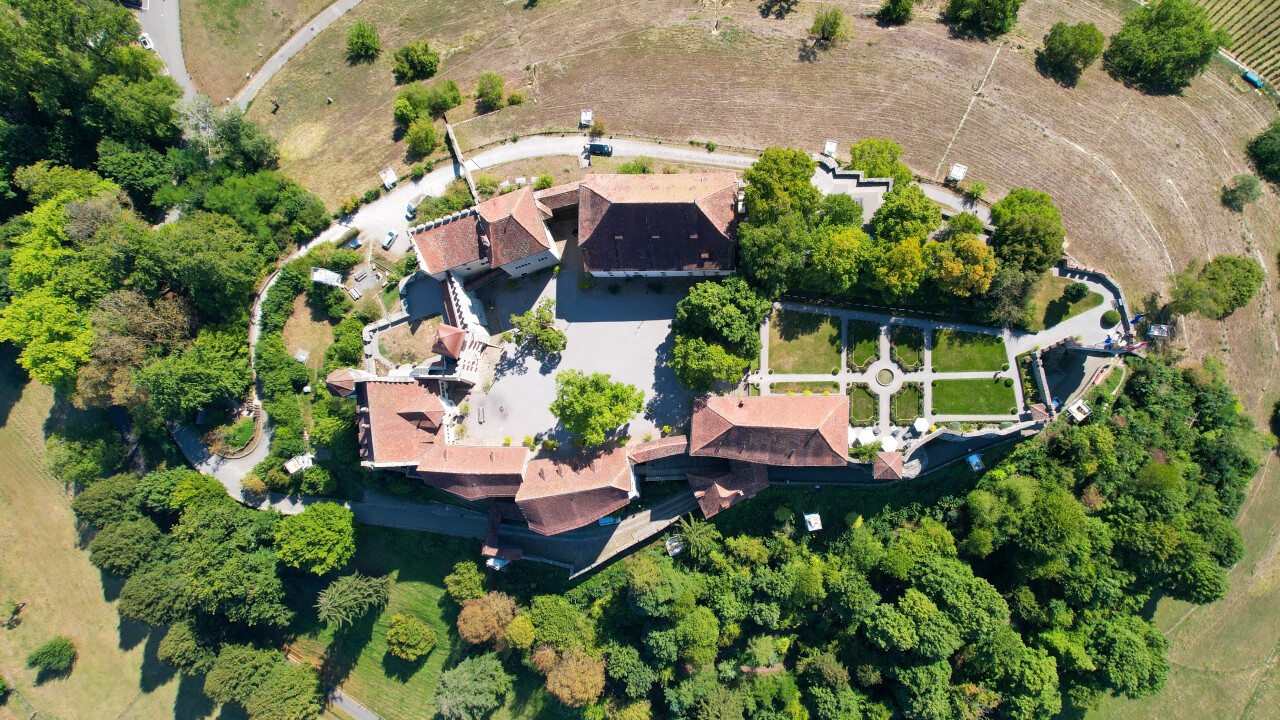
157;621;217;675
457;592;518;645
846;138;914;189
406;118;439;157
1249;120;1280;184
530;595;589;650
929;233;998;297
504;615;535;650
1036;22;1105;86
434;653;513;720
347;20;381;62
603;643;657;699
1102;0;1228;93
510;298;566;356
0;286;94;387
444;560;487;602
71;474;139;526
810;7;849;49
872;236;927;299
89;516;163;576
386;613;438;660
877;0;914;25
1221;173;1262;211
870;185;942;244
671;335;749;391
316;572;392;627
204;645;280;705
26;636;76;676
549;370;644;446
1168;255;1264;319
743;148;820;224
475;73;506;111
989;187;1065;273
546;650;606;707
945;0;1024;37
676;516;723;561
1090;615;1169;698
244;662;323;720
393;40;440;82
274;502;356;575
674;277;771;355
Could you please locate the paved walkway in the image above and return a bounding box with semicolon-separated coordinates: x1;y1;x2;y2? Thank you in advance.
233;0;366;108
133;0;196;101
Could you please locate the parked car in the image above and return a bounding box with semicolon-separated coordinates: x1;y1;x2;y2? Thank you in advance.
138;33;155;52
586;143;613;157
381;230;398;250
406;194;426;219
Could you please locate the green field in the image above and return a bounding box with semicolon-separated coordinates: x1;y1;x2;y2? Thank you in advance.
1025;276;1106;332
890;325;925;371
932;378;1018;416
891;383;923;424
849;384;879;423
768;310;841;375
848;322;881;370
931;329;1008;372
770;381;840;395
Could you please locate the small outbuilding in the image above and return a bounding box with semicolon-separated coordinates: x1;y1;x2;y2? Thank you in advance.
823;140;838;158
804;512;823;532
379;167;398;190
1066;398;1092;423
580;109;594;128
873;451;904;481
946;164;968;184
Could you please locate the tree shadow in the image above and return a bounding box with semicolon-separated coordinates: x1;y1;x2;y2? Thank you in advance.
759;0;797;19
0;345;28;428
173;672;217;720
1034;52;1082;88
33;661;76;686
644;335;692;431
118;613;150;651
797;40;818;63
381;651;427;682
318;604;378;688
140;626;177;692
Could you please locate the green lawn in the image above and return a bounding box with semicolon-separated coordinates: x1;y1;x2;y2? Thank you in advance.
891;383;923;424
771;381;840;395
847;322;881;370
1025;276;1105;332
768;310;841;374
931;329;1008;372
890;325;925;370
289;527;567;720
849;384;878;423
931;378;1018;416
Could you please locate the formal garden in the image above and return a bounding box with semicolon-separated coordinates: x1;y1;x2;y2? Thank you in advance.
889;325;925;371
930;329;1009;372
767;309;841;374
932;377;1019;416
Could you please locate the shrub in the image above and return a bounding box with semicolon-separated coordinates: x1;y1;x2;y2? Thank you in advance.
1036;22;1105;86
1101;309;1121;328
877;0;913;25
406;118;439;157
26;636;77;676
392;40;440;82
444;560;486;601
1221;174;1262;211
533;173;554;190
1063;281;1090;302
945;0;1024;37
1249;120;1280;184
475;73;505;111
1004;377;1014;387
386;613;437;661
589;119;607;139
507;91;525;106
346;20;381;62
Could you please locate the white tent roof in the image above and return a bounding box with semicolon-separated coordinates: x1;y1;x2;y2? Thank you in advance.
880;435;900;453
913;417;929;433
855;427;877;446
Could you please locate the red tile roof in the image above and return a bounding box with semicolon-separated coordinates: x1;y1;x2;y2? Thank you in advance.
687;461;768;518
478;187;553;267
415;445;530;500
577;173;739;273
325;368;358;397
357;380;444;466
626;436;689;464
433;324;466;359
516;448;635;535
1029;403;1052;422
872;451;904;481
533;182;581;211
411;211;485;276
690;396;849;467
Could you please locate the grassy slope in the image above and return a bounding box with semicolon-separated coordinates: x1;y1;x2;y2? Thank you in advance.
0;358;204;720
1025;275;1106;333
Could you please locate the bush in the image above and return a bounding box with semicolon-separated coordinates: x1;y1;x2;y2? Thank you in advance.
475;73;505;111
1101;309;1121;328
1249;120;1280;184
406;118;439;157
392;40;440;82
1036;22;1105;86
346;20;381;62
386;613;438;661
444;561;486;601
877;0;913;25
589;119;607;139
507;91;525;106
26;636;77;676
1063;281;1090;302
945;0;1024;37
1221;174;1262;211
533;173;554;190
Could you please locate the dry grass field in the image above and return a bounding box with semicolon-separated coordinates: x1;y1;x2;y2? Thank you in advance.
0;359;202;720
283;293;339;370
1198;0;1280;83
181;0;331;101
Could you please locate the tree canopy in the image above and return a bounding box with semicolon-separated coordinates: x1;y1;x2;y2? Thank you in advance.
1248;120;1280;184
1168;255;1264;319
346;20;381;62
549;371;645;447
1102;0;1228;93
989;188;1065;274
434;653;513;720
743;147;820;225
1037;22;1106;86
274;502;356;575
846;138;914;189
510;298;567;357
945;0;1024;37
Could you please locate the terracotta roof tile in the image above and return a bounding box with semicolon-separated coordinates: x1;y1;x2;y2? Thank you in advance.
415;445;530;500
873;451;904;481
516;448;635;535
411;212;485;276
626;436;689;464
533;182;581;210
357;380;443;466
433;324;466;359
687;461;768;518
325;368;358;397
577;173;739;273
690;396;849;467
478;187;552;267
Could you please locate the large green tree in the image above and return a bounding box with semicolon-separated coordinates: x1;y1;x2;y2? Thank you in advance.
1102;0;1228;93
1168;255;1264;319
869;185;942;245
989;187;1065;274
945;0;1024;37
846;138;914;188
274;502;357;575
549;371;645;447
743;148;820;225
434;653;513;720
1248;120;1280;184
1036;22;1106;86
